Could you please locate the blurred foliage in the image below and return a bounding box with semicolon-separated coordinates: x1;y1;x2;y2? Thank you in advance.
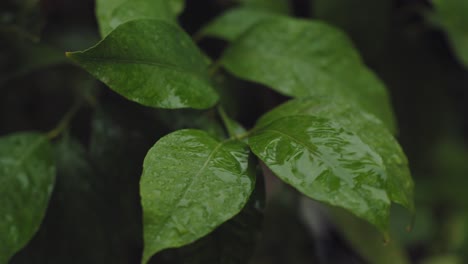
1;0;468;263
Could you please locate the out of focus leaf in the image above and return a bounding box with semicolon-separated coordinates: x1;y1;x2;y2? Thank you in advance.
0;132;55;264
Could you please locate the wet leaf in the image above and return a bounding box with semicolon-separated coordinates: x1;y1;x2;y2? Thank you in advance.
221;17;396;132
140;129;255;263
0;132;55;263
200;8;283;42
67;19;218;109
248;115;390;230
96;0;176;37
256;97;414;211
432;0;468;68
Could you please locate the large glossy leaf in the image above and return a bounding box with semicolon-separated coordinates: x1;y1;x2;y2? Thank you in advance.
67;19;218;109
256;97;414;210
0;132;55;263
140;129;255;263
432;0;468;68
151;170;264;264
200;8;283;42
248;116;390;230
221;17;396;132
96;0;178;37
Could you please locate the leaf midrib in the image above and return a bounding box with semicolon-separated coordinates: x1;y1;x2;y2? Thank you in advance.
73;55;209;83
149;140;226;251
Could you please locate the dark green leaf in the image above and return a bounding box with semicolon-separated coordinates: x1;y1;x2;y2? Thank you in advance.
0;132;55;263
221;17;396;132
152;167;264;264
238;0;291;14
256;98;414;210
248;116;390;230
200;8;283;42
140;129;255;263
96;0;176;37
67;19;218;109
431;0;468;68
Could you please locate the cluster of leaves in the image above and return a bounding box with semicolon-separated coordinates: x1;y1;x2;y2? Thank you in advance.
1;0;468;263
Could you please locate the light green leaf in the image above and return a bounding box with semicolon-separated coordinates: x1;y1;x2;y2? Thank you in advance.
238;0;291;14
67;19;219;109
218;106;246;138
221;17;396;132
140;129;255;263
200;8;283;41
248;115;390;230
0;132;55;263
169;0;185;16
432;0;468;68
256;97;414;210
96;0;178;37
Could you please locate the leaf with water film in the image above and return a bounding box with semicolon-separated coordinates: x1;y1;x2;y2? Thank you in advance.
140;129;255;263
0;132;55;263
256;97;414;211
221;17;396;132
248;115;391;230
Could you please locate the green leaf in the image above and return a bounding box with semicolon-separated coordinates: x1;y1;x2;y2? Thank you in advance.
153;170;264;263
432;0;468;68
169;0;185;16
200;8;283;42
256;97;414;210
218;106;246;138
248;115;390;230
140;129;255;263
67;19;219;109
238;0;291;14
96;0;178;37
0;132;55;263
221;17;396;132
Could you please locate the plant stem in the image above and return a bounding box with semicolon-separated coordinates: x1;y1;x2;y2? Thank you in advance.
46;101;81;140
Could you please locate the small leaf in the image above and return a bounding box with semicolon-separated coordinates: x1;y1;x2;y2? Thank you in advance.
96;0;178;37
248;116;390;230
200;8;283;42
0;132;55;263
140;129;255;263
218;106;246;138
431;0;468;68
221;17;396;132
256;97;414;210
67;19;219;110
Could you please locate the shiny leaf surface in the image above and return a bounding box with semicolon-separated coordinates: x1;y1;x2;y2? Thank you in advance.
432;0;468;68
248;116;390;229
67;19;218;109
221;17;396;132
200;8;282;41
257;97;414;210
0;132;55;263
96;0;176;37
140;129;255;263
